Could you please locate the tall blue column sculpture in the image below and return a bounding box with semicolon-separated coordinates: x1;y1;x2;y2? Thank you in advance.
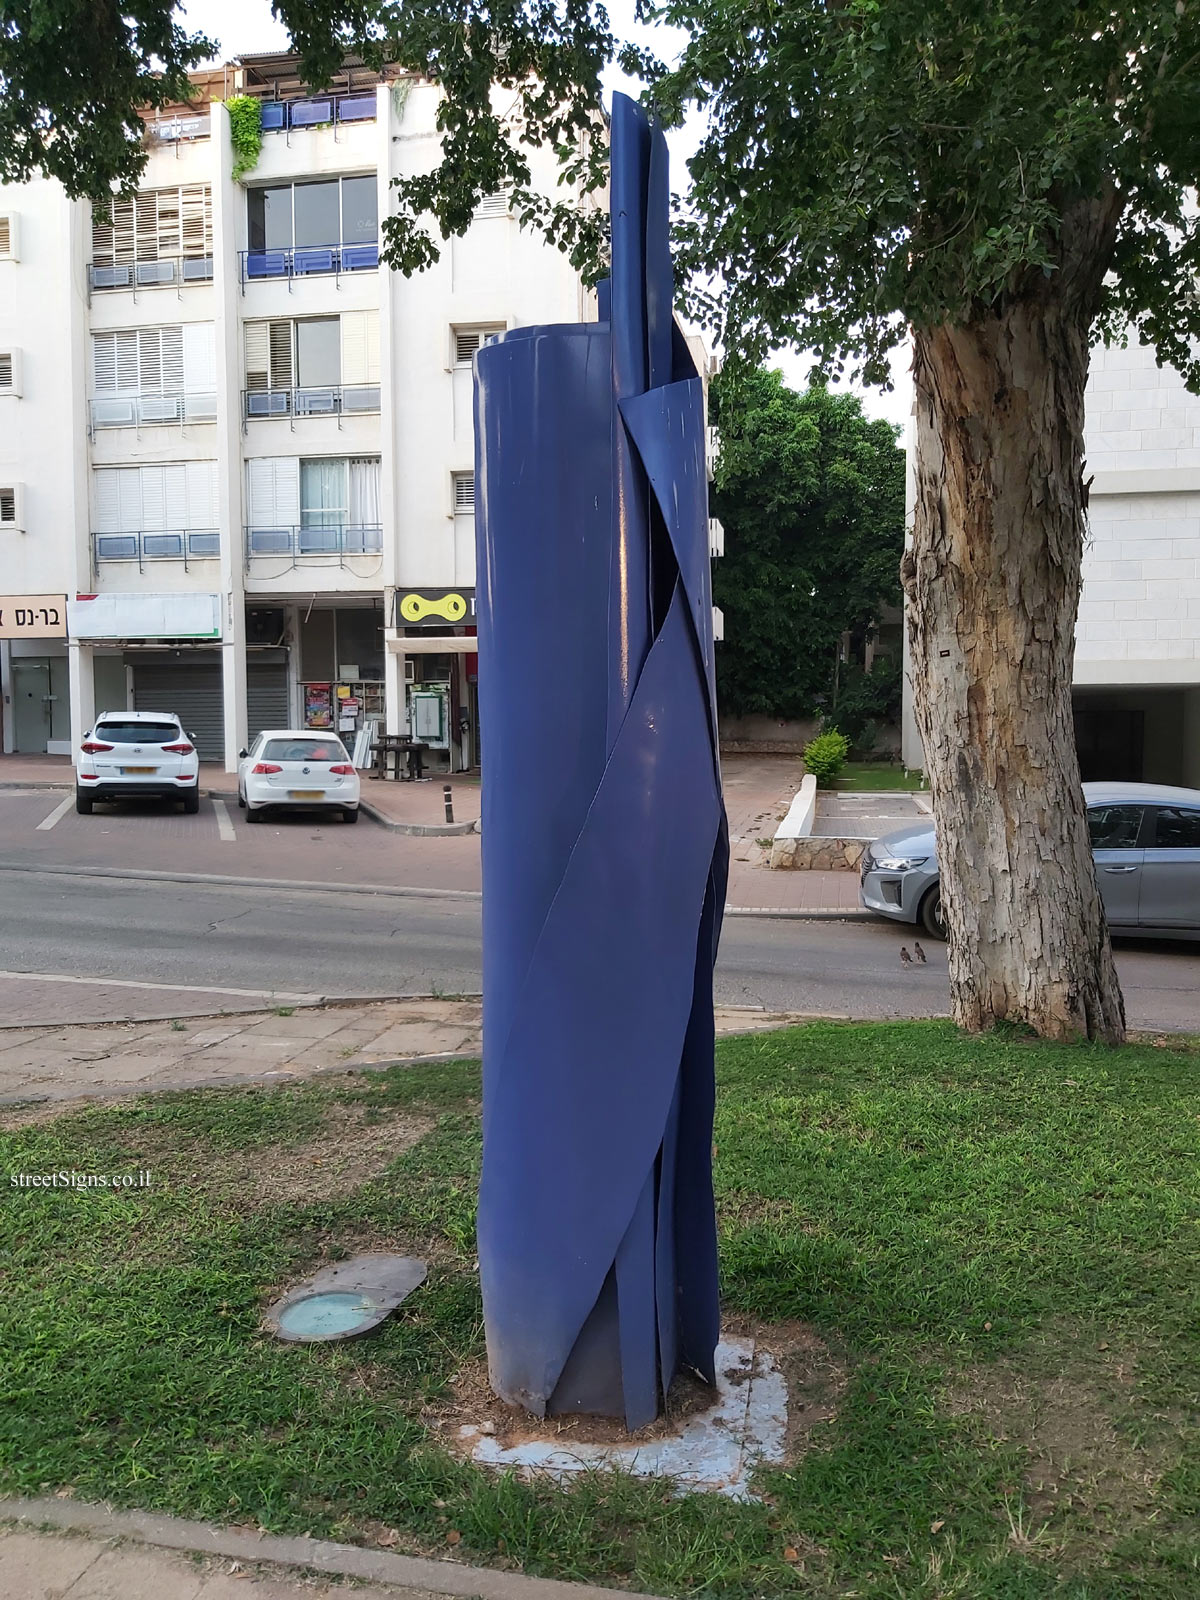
473;93;728;1430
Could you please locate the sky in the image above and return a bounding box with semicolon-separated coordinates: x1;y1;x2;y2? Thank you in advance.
182;0;914;430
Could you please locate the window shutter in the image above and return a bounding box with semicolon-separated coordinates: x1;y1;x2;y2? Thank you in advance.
93;471;120;533
247;458;299;527
340;313;367;385
474;190;509;218
136;328;163;394
160;327;185;395
91;204;115;266
244;323;269;391
94;468;143;532
183;323;216;395
268;321;294;389
180;185;211;256
453;471;475;512
364;310;380;383
186;460;217;529
140;466;167;530
92;335;116;394
116;331;139;394
0;486;19;526
0;213;13;259
112;198;137;263
454;330;483;365
135;193;158;260
0;352;13;390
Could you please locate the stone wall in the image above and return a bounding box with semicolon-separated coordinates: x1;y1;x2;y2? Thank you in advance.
769;835;867;871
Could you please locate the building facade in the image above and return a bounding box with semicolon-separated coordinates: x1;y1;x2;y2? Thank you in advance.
0;54;593;772
901;339;1200;788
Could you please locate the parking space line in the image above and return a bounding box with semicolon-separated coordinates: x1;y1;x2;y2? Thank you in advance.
35;796;75;832
212;798;236;843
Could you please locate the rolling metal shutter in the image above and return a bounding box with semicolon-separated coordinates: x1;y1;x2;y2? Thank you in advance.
132;659;224;759
247;662;290;741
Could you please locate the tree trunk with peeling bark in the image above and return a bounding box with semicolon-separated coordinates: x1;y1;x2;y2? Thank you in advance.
903;220;1127;1043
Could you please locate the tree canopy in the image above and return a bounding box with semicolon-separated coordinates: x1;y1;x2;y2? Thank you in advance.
710;372;904;728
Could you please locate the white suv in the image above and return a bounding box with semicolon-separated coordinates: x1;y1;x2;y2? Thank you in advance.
76;711;201;814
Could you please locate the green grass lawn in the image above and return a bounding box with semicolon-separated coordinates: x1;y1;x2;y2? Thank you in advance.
832;762;930;791
3;1022;1199;1598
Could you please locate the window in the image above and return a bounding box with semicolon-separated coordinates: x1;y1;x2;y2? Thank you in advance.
452;471;475;512
247;177;377;251
246;457;381;554
93;463;218;552
91;325;216;424
0;212;18;261
0;350;20;395
454;326;503;366
1086;805;1144;850
262;736;350;762
244;315;380;414
1151;808;1200;849
91;186;212;265
94;719;181;745
0;484;24;529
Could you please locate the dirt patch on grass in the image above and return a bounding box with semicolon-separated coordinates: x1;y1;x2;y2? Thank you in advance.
431;1315;845;1465
943;1350;1170;1544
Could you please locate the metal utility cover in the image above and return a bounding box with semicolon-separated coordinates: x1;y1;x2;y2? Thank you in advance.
266;1253;427;1344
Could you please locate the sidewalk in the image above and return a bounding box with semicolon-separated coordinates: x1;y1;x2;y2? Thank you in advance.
1;1499;658;1600
0;997;822;1105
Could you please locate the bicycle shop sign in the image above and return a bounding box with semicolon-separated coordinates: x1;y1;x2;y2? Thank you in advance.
0;595;68;639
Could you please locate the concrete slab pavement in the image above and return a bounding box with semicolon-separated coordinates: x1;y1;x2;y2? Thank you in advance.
1;1501;663;1600
0;998;829;1106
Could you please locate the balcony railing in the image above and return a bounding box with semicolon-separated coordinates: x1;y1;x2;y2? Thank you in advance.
91;393;217;429
258;93;378;132
143;110;212;143
88;255;214;292
245;524;383;560
242;385;380;421
93;529;220;569
239;243;378;287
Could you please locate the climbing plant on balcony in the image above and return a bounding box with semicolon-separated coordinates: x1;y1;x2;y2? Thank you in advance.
225;96;263;183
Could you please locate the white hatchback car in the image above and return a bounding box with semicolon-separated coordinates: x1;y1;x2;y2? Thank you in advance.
237;730;361;823
76;711;201;814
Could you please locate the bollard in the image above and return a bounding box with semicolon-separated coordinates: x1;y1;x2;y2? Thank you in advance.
443;784;454;824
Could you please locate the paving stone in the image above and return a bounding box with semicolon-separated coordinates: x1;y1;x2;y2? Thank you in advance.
62;1544;205;1599
0;1529;101;1595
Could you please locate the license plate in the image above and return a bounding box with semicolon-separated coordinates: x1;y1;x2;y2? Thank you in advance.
290;789;325;800
122;766;157;774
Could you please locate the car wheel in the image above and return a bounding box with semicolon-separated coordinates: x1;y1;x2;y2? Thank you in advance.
245;805;264;824
342;807;359;824
181;787;201;815
236;789;246;809
919;884;947;941
75;788;94;815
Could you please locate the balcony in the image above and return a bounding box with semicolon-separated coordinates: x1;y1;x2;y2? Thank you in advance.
242;385;380;422
91;393;218;429
93;529;220;569
88;255;214;293
245;524;383;561
142;110;212;144
239;243;378;286
258;93;377;132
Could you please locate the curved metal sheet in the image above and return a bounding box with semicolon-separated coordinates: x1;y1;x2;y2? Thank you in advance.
473;92;727;1429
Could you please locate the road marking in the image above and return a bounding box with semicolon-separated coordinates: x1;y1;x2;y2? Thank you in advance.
35;796;75;831
212;798;236;842
0;969;322;1004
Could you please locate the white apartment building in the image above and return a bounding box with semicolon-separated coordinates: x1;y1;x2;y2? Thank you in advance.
0;52;592;772
901;340;1200;787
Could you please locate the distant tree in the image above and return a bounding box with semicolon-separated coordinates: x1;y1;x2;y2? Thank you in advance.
711;372;904;734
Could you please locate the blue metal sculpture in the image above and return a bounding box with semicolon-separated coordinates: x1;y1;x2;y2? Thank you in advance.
473;93;728;1429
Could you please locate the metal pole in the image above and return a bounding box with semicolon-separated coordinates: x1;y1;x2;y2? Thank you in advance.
443;783;454;823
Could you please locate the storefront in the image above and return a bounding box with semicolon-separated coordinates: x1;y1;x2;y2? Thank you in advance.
391;587;478;774
1;594;71;754
294;599;386;755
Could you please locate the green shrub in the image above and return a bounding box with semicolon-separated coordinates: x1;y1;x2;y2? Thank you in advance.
803;727;850;787
225;96;263;182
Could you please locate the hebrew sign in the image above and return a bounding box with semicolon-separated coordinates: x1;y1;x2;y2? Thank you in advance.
0;595;68;640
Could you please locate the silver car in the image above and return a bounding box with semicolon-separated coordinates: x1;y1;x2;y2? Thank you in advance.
860;781;1200;940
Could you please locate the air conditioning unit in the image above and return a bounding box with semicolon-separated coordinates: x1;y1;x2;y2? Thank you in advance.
0;212;19;262
0;483;25;532
0;349;21;396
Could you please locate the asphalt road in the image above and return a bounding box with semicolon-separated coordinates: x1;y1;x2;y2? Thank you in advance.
1;865;1197;1032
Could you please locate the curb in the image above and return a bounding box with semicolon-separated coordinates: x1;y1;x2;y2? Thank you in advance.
0;1497;662;1600
726;905;872;920
359;799;480;836
0;860;484;900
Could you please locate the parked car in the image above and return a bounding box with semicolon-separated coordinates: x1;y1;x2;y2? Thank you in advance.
76;711;200;814
237;730;361;823
860;781;1200;940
